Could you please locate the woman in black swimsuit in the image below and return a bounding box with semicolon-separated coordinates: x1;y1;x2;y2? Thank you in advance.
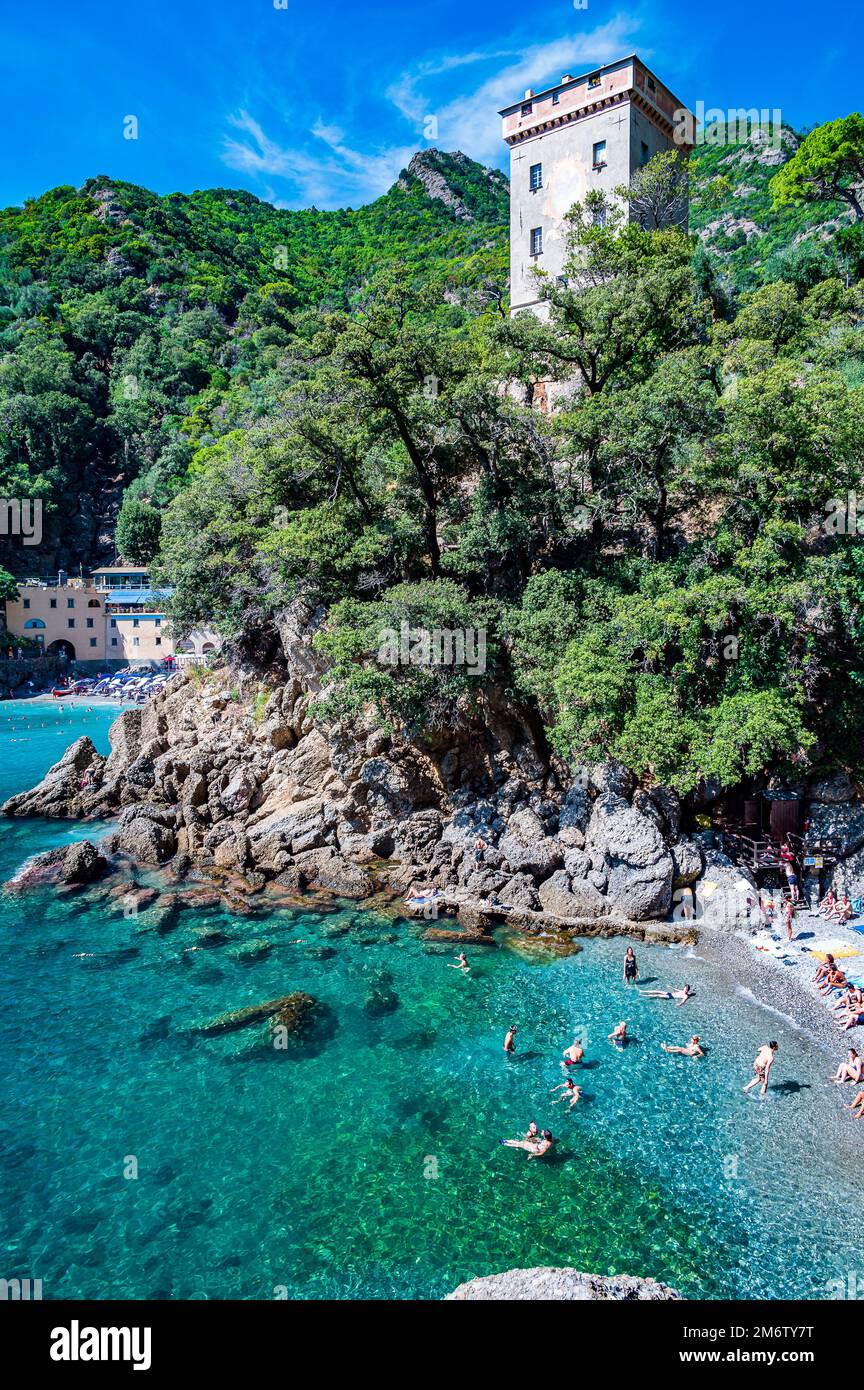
623;947;638;986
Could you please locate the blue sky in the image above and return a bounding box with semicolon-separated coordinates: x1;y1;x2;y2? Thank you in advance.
2;0;861;211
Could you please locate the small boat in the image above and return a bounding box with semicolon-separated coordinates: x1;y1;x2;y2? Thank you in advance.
51;687;73;698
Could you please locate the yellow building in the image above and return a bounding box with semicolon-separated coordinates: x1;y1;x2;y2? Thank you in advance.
4;568;220;669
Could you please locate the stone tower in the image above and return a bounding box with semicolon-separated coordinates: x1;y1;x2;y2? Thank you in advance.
500;55;691;317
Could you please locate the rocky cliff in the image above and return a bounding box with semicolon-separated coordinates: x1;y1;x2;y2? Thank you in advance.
6;603;863;931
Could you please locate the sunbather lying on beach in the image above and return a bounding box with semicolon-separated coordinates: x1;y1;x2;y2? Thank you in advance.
638;984;693;1006
501;1129;555;1158
830;1048;862;1084
661;1035;704;1058
405;884;439;904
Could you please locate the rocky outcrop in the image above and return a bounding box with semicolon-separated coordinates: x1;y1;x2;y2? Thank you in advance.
446;1268;681;1301
194;992;317;1036
0;612;723;934
62;839;108;884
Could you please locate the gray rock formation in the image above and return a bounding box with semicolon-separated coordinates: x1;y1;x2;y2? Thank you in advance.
446;1267;681;1301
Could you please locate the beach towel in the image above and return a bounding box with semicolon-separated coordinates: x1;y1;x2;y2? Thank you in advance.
810;947;860;962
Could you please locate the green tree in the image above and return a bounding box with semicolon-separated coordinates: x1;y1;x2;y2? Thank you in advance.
770;115;864;221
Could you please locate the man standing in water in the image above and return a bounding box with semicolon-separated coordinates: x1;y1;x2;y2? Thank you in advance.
503;1025;517;1056
562;1036;584;1069
743;1041;778;1096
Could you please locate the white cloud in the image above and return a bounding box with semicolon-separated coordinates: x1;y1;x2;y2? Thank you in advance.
222;109;414;208
394;17;643;165
220;13;643;208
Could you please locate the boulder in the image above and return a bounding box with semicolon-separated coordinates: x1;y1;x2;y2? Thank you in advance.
584;793;673;921
806;799;864;858
195;992;316;1036
807;771;856;805
538;870;608;918
118;817;177;865
309;853;375;898
62;840;108;885
670;838;703;889
692;849;757;930
588;761;635;799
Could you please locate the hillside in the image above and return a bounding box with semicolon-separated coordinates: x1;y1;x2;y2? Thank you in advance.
0;150;508;576
0;128;860;587
688;124;858;287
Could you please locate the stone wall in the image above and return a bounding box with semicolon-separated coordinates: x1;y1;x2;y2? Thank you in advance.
0;655;65;699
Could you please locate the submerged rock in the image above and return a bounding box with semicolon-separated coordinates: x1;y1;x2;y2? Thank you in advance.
446;1267;681;1301
193;993;313;1035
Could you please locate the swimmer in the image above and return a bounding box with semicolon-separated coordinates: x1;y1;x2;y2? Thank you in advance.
608;1021;627;1046
501;1129;555;1159
638;984;693;1006
448;950;470;973
503;1025;517;1055
561;1037;585;1068
551;1079;582;1108
661;1035;704;1058
743;1040;778;1097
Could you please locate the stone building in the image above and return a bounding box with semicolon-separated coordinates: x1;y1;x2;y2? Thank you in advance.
500;54;692;317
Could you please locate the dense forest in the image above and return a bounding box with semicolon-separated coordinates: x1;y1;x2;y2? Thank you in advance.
1;116;863;794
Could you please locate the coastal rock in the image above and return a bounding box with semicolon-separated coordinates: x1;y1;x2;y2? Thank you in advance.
308;854;375;898
446;1268;681;1301
807;771;856;805
671;837;703;889
588;761;635;799
806;799;864;859
537;870;608;918
692;849;757;930
220;768;257;816
1;736;105;818
118;816;177;865
62;839;108;884
195;992;315;1036
584;794;673;920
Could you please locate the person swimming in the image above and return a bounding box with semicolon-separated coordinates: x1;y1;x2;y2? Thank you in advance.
501;1129;555;1159
608;1021;627;1047
661;1035;704;1058
503;1025;517;1055
638;984;693;1007
551;1079;582;1108
561;1037;585;1068
743;1041;778;1097
448;950;470;973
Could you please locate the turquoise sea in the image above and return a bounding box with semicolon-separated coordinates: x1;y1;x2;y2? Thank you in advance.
0;698;861;1300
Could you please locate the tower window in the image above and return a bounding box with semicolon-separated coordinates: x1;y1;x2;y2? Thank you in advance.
521;102;532;117
641;141;649;166
588;73;601;89
530;227;543;256
529;163;542;191
647;77;656;94
552;91;560;106
592;140;607;168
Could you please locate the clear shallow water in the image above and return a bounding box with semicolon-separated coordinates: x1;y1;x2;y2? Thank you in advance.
0;699;861;1300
